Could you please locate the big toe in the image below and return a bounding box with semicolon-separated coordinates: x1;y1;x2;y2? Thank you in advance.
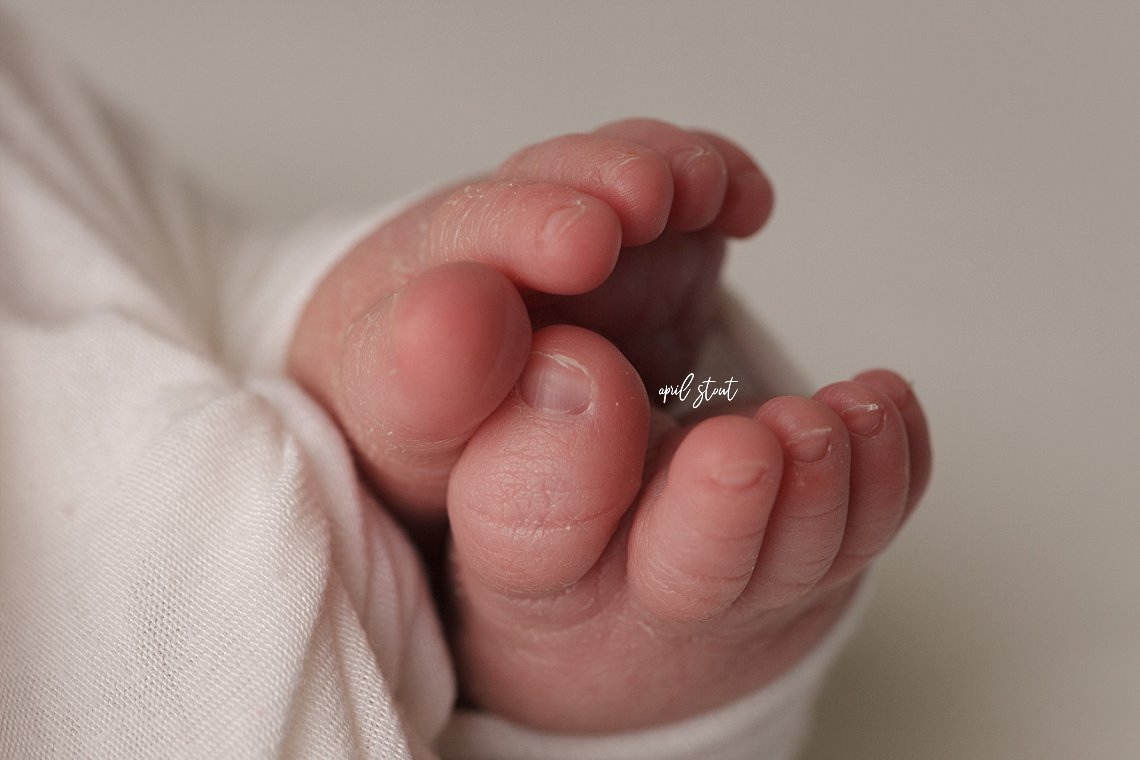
308;262;531;528
448;325;650;601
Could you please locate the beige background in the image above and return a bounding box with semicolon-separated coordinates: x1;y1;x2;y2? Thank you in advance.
5;2;1137;758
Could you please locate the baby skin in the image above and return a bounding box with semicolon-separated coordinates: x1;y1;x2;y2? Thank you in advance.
289;118;932;733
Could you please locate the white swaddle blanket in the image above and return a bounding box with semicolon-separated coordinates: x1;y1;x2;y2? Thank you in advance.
0;11;864;758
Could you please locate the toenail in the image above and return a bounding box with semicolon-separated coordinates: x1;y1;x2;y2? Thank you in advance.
841;403;884;436
601;153;641;184
786;427;832;463
519;352;592;415
674;146;712;173
543;201;586;242
712;460;766;489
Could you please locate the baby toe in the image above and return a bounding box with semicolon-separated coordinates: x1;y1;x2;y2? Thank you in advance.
595;118;729;232
813;380;911;585
853;368;933;518
496;133;674;246
744;396;851;609
690;129;774;238
425;179;623;294
627;414;783;622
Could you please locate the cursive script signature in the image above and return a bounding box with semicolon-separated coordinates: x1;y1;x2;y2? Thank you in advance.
658;373;739;409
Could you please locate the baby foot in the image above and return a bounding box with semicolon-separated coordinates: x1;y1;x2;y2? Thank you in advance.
446;332;932;732
288;119;772;535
